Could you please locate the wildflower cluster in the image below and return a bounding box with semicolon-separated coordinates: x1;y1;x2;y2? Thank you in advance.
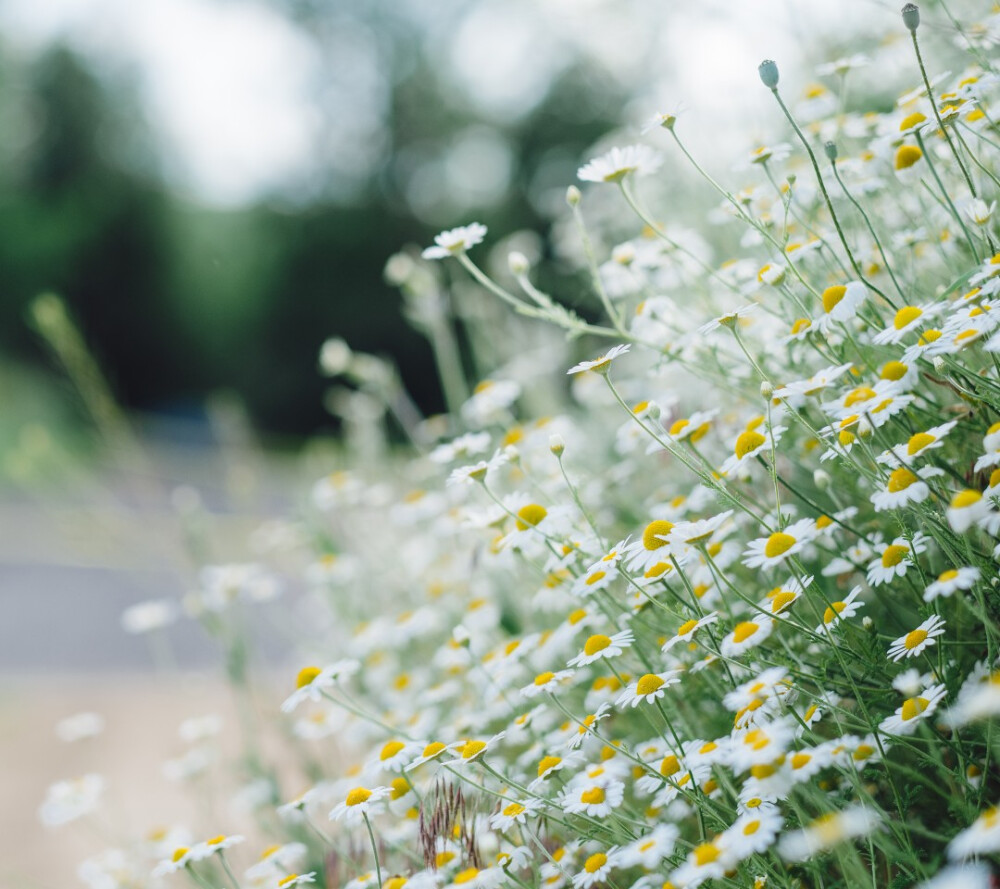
42;5;1000;889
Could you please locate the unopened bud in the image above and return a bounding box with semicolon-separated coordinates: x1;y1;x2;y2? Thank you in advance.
758;59;780;90
508;251;530;276
760;380;774;399
862;616;874;631
566;185;582;207
549;434;565;457
932;356;946;373
857;416;873;439
503;444;520;465
452;624;471;647
786;172;797;187
824;141;838;161
902;3;920;31
813;468;831;490
646;403;661;419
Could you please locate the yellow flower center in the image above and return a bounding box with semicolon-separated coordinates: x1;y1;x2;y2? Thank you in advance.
770;591;797;613
791;318;811;334
296;666;321;688
171;847;189;863
743;819;762;835
390;777;410;800
882;544;909;567
421;741;446;759
938;569;959;582
951;489;982;509
907;432;935;455
584;853;607;874
693;843;720;866
823;601;847;624
901;696;930;721
534;672;555;687
899;111;927;131
584;634;612;656
586;570;607;586
537;755;561;777
821;285;847;313
880;360;908;381
853;744;875;761
894;305;923;329
895;144;923;170
791;752;812;770
677;618;699;636
731;621;760;644
380;740;405;761
635;674;665;696
904;629;928;650
502;802;525;817
346;787;372;807
764;532;796;558
735;430;767;459
207;836;226;846
454;868;480;884
278;876;299;888
642;520;674;550
887;467;918;492
516;503;548;530
580;787;606;805
461;740;487;760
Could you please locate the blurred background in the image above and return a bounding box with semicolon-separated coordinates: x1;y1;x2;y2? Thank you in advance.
0;0;966;886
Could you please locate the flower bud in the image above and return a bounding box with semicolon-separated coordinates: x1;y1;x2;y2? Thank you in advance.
813;468;831;490
857;416;873;439
566;185;582;207
508;251;530;276
760;380;774;399
503;444;521;465
452;624;471;648
824;141;838;161
932;356;946;373
758;59;780;90
862;616;874;631
549;434;565;457
902;3;920;31
646;403;661;419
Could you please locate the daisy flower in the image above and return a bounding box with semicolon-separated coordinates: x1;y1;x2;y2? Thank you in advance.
742;518;816;570
720;615;775;658
571;849;620;889
38;774;105;827
872;303;943;344
887;615;947;661
669;839;731;888
814;586;864;634
924;566;980;601
917;864;992;889
719;424;785;476
448;733;506;765
577;145;661;183
615;670;682;708
866;534;928;587
720;806;784;860
816;283;867;329
617;826;678;869
778;807;880;861
561;780;625;817
521;670;575;699
422;223;487;260
329;786;390;823
870;465;943;511
405;741;454;771
662;612;718;652
876;421;958;466
566;344;630;375
568;630;634;667
948;805;1000;859
489;799;542;832
879;684;948;735
277;876;316;888
946;489;992;532
774;363;854;399
281;661;360;713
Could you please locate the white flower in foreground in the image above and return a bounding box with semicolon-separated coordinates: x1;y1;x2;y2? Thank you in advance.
948;805;1000;859
571;849;620;889
276;875;317;889
924;566;980;601
814;586;864;634
778;806;880;860
616;670;682;708
742;518;817;569
39;774;105;826
946;489;992;532
966;198;996;226
329;786;390;823
568;630;634;667
917;863;992;889
489;798;542;832
577;145;661;183
422;223;487;260
561;780;625;817
567;344;630;375
879;684;947;735
887;615;946;661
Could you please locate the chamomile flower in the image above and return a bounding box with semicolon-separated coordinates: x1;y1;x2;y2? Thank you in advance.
876;421;958;466
521;670;575;699
571;849;620;889
887;615;947;661
329;786;390;823
946;489;992;532
719;424;785;475
866;534;928;587
422;224;488;259
721;806;784;860
814;586;864;634
870;465;943;511
38;774;105;827
617;826;678;869
720;615;775;658
778;807;880;860
578;145;662;183
662;612;719;652
277;875;316;889
566;344;630;375
281;661;360;713
742;519;816;569
561;780;625;817
948;805;1000;859
669;839;730;888
879;684;948;735
872;303;943;344
924;566;980;601
489;799;542;832
616;670;682;708
568;630;634;667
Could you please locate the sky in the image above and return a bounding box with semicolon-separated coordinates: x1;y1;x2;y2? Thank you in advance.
0;0;891;208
